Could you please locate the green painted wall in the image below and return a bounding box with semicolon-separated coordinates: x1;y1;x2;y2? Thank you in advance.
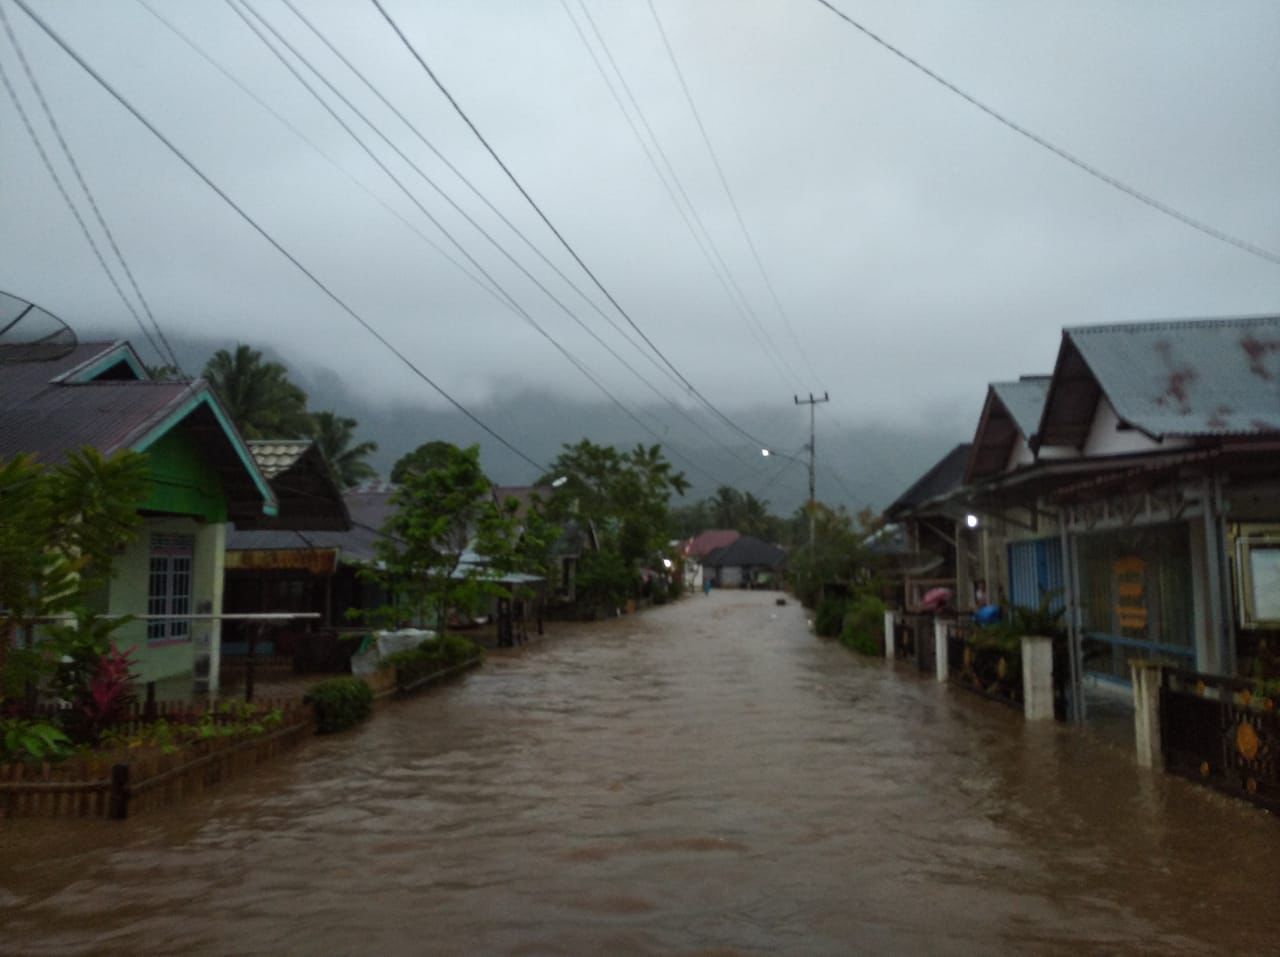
140;428;228;523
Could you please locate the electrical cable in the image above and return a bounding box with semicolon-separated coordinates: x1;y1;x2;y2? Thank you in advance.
570;0;802;391
811;0;1280;268
134;0;504;306
260;0;757;473
6;0;546;473
367;0;789;455
0;5;184;375
645;0;823;388
0;25;168;366
228;0;736;488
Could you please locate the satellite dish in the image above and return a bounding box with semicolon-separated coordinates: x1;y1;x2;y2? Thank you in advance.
0;290;77;362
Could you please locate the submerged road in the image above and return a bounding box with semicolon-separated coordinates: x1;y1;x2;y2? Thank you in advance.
1;590;1275;954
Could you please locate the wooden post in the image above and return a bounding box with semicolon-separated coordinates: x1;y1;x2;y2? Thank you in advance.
143;681;157;722
109;763;131;820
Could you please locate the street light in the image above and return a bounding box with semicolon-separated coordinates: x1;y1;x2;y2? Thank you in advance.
965;513;979;529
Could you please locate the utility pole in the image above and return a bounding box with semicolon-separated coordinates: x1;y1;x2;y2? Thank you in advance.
794;392;829;547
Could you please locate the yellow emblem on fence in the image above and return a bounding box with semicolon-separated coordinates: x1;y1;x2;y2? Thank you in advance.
1236;721;1260;762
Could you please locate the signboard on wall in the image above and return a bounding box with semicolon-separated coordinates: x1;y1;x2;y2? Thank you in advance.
225;548;338;576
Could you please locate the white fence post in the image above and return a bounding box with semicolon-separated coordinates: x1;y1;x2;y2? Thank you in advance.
1130;660;1165;770
883;610;896;661
934;619;948;682
1020;636;1055;721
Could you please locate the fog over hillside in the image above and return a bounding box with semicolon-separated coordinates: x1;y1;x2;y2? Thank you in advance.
87;327;966;513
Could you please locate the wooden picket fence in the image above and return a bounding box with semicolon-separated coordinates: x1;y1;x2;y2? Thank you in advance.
1;703;313;820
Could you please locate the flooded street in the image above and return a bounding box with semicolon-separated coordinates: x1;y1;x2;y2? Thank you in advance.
2;590;1276;955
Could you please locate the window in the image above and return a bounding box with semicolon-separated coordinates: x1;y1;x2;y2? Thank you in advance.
148;534;194;642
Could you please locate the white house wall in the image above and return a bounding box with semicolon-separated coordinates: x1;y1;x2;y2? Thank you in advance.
1083;398;1192;457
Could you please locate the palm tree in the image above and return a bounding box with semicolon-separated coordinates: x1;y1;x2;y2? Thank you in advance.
203;344;312;439
311;410;378;488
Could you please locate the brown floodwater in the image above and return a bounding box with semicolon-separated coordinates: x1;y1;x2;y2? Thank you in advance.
2;590;1276;955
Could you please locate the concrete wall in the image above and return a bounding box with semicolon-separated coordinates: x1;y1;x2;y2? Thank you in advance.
107;516;225;689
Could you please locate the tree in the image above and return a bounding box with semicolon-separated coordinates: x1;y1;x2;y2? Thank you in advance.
371;443;512;634
787;502;885;608
203;344;312;440
0;449;150;701
542;440;688;597
390;440;459;485
311;410;377;488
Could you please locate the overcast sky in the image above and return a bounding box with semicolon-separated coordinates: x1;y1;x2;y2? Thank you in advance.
2;0;1278;500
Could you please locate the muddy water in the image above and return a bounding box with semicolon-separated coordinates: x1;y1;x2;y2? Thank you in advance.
2;591;1276;955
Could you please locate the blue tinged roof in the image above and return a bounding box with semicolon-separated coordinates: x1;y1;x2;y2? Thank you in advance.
1065;315;1280;438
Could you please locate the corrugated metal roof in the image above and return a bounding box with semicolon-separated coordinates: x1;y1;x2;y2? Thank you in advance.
887;444;972;517
1065;315;1280;438
991;377;1050;440
685;529;740;558
0;379;195;462
247;439;312;478
701;535;785;569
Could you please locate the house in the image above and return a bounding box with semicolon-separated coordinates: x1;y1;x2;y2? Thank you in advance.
955;315;1280;710
224;480;394;672
884;444;977;611
701;535;786;589
681;529;740;589
0;334;279;695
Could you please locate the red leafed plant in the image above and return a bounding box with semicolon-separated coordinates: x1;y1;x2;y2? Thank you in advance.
82;642;138;741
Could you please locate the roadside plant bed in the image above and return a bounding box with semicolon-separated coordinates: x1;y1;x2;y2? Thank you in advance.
305;677;374;734
383;634;484;695
0;702;313;820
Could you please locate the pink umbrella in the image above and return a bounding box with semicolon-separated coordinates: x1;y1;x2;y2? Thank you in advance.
919;587;953;613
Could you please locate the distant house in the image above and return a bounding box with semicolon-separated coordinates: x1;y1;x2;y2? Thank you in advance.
682;529;740;589
0;337;279;695
702;536;786;589
884;443;975;611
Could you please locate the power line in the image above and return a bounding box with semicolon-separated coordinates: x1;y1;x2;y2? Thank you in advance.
0;17;168;366
644;0;823;388
228;0;736;488
278;0;687;399
366;0;786;456
264;0;757;474
135;0;504;306
0;6;184;374
6;0;546;472
811;0;1280;268
569;0;802;392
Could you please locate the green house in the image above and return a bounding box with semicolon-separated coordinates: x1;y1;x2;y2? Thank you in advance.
1;338;279;695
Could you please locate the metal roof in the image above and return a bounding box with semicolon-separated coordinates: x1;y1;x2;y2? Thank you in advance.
886;444;972;518
991;377;1050;439
247;439;313;478
966;377;1051;483
684;529;740;558
701;535;786;569
1045;315;1280;443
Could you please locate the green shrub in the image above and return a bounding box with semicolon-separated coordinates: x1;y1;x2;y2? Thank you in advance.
305;677;373;734
814;596;846;637
838;593;887;656
386;635;482;690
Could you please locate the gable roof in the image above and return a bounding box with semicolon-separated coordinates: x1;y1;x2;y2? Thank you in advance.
0;339;277;521
1039;315;1280;448
685;529;740;559
966;377;1050;483
247;440;349;531
702;535;785;569
886;444;972;519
